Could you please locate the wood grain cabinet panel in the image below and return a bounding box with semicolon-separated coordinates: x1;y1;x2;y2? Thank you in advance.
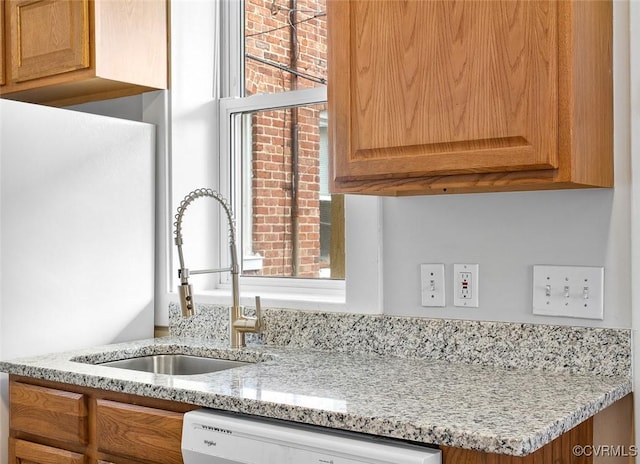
1;0;5;86
329;0;613;195
8;0;89;83
9;438;86;464
96;399;184;464
0;0;168;106
9;381;88;445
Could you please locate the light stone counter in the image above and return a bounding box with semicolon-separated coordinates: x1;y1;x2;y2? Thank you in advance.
0;335;631;456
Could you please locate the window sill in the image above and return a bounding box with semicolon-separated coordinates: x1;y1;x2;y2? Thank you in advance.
168;280;347;313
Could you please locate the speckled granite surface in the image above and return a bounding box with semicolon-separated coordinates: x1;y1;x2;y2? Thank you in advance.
0;335;631;456
169;303;631;377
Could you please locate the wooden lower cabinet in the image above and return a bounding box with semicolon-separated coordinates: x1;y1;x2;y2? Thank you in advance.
9;438;86;464
7;376;634;464
10;381;88;445
96;400;184;464
8;376;196;464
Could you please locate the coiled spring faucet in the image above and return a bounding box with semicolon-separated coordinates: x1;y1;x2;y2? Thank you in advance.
173;188;261;348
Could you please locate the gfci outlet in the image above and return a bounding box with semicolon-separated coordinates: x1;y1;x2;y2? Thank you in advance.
532;265;604;320
453;264;479;308
420;264;445;307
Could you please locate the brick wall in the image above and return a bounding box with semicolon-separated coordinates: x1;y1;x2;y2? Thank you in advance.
244;0;327;277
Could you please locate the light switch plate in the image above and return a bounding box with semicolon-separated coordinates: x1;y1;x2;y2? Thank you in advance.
532;265;604;320
420;264;445;307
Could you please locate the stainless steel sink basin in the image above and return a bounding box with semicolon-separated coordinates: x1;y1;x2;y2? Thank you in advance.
99;354;250;375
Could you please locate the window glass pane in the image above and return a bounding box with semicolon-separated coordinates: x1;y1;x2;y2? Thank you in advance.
239;103;343;279
244;0;327;95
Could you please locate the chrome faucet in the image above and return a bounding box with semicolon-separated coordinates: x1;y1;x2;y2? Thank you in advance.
173;188;261;348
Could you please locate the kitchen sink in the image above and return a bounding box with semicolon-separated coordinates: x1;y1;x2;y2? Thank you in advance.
99;354;250;375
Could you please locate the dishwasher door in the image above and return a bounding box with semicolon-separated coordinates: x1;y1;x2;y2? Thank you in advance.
182;409;441;464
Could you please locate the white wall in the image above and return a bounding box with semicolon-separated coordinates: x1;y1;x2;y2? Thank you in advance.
0;101;156;464
382;187;629;327
0;101;156;357
0;102;4;464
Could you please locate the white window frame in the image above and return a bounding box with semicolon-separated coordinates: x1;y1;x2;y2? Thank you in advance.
161;0;383;317
219;0;351;306
219;87;331;278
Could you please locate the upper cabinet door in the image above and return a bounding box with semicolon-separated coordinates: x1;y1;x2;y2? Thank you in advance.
329;0;613;195
1;1;5;86
1;0;168;107
9;0;89;83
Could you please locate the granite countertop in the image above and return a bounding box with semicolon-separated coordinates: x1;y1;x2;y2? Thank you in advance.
0;336;631;456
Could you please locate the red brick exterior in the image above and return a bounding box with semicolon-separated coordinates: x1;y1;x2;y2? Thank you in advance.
244;0;327;277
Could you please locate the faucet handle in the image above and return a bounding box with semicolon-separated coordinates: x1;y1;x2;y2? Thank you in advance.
254;296;262;330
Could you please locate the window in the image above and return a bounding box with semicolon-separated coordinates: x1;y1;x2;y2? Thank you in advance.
164;0;381;317
221;0;344;281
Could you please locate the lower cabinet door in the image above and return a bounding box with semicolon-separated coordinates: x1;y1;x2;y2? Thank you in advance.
96;399;184;464
9;438;86;464
9;381;88;445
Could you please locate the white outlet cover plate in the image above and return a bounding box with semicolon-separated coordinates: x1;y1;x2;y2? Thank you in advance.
420;264;445;307
453;263;479;308
532;265;604;320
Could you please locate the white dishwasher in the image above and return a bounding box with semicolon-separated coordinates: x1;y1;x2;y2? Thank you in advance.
182;409;441;464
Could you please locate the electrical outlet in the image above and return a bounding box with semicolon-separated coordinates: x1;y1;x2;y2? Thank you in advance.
420;264;445;307
532;265;604;320
453;264;479;307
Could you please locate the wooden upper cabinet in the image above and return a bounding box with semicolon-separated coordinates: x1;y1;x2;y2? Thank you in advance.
328;0;613;195
9;0;89;83
1;0;5;86
1;0;168;106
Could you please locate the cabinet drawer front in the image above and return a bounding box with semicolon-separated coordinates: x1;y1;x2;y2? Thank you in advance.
10;381;88;445
96;399;184;464
10;438;86;464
